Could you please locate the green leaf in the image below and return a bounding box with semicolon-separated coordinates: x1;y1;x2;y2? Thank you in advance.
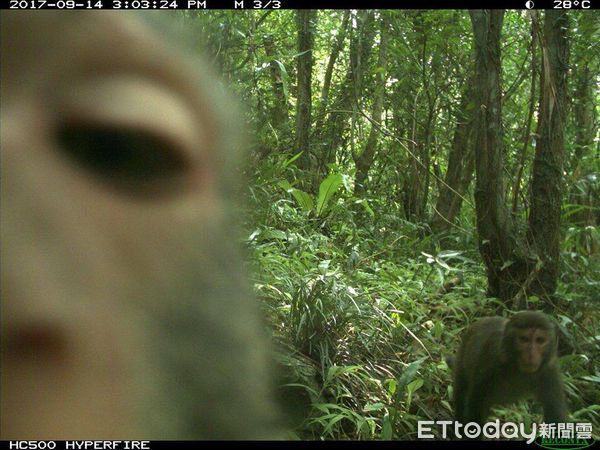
437;250;463;259
407;378;424;393
381;414;393;440
435;258;452;270
316;173;343;216
387;378;397;396
278;180;293;191
433;321;444;339
278;180;313;212
581;375;600;383
354;198;375;217
290;189;313;212
274;60;289;99
397;357;426;396
323;414;346;435
406;378;424;410
247;229;261;241
264;229;287;240
318;259;331;274
283;151;304;169
364;402;385;412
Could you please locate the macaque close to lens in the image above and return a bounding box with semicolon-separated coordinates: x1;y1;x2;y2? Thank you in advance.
1;12;279;439
448;311;568;426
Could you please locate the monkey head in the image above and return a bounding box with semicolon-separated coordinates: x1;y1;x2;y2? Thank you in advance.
1;11;278;439
451;311;568;425
502;311;558;374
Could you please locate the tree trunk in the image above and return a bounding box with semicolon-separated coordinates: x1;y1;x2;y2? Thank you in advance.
324;11;375;174
314;11;350;134
264;34;289;129
295;10;316;172
402;13;436;223
313;11;350;178
470;10;527;300
566;13;598;254
511;13;538;215
527;11;569;298
431;78;476;234
354;15;389;195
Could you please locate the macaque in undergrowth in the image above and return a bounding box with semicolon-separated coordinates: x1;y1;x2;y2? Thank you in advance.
448;311;568;426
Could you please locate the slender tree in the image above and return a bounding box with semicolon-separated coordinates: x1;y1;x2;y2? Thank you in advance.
431;77;476;234
527;11;569;298
313;11;350;178
354;15;389;194
470;10;527;300
567;12;598;254
295;10;316;172
264;33;289;129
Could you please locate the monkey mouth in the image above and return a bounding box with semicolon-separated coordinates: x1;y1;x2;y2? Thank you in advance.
520;364;539;373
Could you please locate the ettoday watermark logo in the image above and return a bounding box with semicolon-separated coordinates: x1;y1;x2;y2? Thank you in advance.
417;420;595;447
535;422;595;450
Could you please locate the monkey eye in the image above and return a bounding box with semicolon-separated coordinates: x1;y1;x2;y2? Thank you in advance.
535;336;547;344
518;335;530;344
57;124;190;197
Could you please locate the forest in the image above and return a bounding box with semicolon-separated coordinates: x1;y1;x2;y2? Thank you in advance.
187;9;599;440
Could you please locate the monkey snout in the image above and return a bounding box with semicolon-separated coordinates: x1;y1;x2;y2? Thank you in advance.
4;319;71;362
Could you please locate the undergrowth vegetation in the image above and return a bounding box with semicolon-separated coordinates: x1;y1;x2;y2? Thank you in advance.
244;156;599;440
187;8;600;441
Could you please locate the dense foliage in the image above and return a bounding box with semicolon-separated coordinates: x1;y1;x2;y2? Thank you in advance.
185;10;599;440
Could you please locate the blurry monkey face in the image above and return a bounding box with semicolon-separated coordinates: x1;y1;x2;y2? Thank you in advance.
1;12;276;439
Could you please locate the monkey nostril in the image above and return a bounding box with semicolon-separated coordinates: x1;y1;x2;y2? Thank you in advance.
6;322;70;362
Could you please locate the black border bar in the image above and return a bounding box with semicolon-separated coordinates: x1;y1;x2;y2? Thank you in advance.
3;0;600;9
